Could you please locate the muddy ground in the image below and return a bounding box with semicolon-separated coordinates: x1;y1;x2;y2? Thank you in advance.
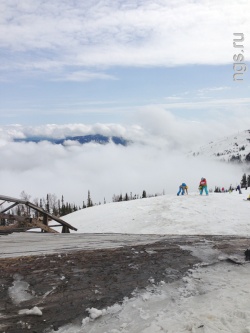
0;234;249;333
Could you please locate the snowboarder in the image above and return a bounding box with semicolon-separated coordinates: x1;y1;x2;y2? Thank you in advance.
177;183;188;196
236;185;242;194
199;178;208;195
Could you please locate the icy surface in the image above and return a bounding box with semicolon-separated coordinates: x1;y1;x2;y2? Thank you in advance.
50;263;250;333
19;306;43;316
1;192;250;258
8;274;34;305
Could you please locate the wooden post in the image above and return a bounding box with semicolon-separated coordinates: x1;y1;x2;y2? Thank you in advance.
62;225;70;233
42;213;48;232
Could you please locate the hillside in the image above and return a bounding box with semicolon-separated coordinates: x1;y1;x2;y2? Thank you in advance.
190;129;250;164
63;191;250;235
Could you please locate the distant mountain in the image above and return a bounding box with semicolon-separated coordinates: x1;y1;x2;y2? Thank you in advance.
14;134;130;146
190;129;250;164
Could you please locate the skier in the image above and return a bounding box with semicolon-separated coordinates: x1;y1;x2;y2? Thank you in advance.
177;183;188;196
199;177;208;195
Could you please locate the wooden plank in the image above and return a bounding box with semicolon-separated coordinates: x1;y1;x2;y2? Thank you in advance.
1;202;19;213
0;195;28;205
0;213;58;233
26;219;59;233
0;213;29;222
27;202;77;231
43;213;48;226
0;194;77;232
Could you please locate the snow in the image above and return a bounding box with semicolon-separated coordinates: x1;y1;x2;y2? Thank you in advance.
18;306;43;316
45;190;250;333
63;191;250;236
2;190;250;332
190;129;250;163
49;263;250;333
8;274;34;305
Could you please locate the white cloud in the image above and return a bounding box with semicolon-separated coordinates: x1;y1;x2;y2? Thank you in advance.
0;138;242;207
52;70;117;82
1;107;249;149
0;0;249;77
0;111;248;205
0;123;139;140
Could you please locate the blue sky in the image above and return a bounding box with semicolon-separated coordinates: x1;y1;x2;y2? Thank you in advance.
0;0;249;129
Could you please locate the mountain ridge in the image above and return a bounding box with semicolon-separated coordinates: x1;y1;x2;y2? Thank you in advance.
14;134;130;146
190;129;250;164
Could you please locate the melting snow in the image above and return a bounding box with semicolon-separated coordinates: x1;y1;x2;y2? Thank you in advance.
47;191;250;333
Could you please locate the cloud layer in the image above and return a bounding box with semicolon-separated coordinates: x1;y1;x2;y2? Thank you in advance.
0;137;242;206
0;110;247;205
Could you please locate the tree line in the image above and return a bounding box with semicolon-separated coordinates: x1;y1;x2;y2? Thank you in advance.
240;173;250;188
10;189;160;219
13;190;95;218
111;190;164;202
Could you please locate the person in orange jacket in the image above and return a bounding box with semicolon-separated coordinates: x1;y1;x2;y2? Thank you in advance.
199;177;208;195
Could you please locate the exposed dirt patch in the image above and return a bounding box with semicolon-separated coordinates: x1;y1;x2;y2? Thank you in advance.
0;234;249;333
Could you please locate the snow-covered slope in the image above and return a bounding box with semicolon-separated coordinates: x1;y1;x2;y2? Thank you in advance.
63;191;250;236
190;129;250;164
53;191;250;333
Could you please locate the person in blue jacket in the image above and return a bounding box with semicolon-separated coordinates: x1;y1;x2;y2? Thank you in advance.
177;183;188;196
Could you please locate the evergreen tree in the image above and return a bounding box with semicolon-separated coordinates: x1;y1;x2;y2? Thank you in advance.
241;173;247;187
87;190;93;207
46;194;50;213
142;190;147;198
58;199;61;215
247;175;250;187
16;205;21;216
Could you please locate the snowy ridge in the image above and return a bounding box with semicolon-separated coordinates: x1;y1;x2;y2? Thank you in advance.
190;129;250;164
